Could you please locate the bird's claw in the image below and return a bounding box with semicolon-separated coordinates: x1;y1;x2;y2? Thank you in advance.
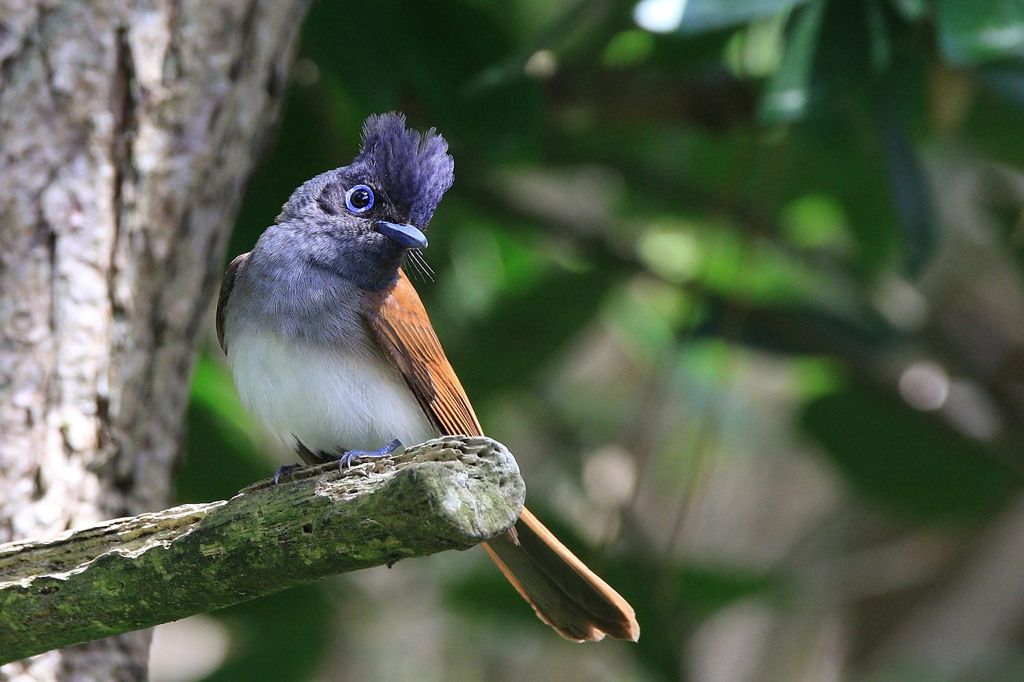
273;463;302;485
337;438;401;470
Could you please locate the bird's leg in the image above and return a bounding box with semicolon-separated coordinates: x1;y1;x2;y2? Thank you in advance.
336;438;402;469
273;463;303;485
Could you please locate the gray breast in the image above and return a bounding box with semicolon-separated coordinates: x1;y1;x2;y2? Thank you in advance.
226;232;367;348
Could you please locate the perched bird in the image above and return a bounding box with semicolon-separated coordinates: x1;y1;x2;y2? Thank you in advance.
216;112;639;642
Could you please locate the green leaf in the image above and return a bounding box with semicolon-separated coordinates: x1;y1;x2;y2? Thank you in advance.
887;0;929;21
603;29;657;68
759;1;827;123
936;0;1024;66
760;0;899;125
801;384;1022;523
676;0;815;34
878;104;938;274
695;296;900;358
866;0;893;71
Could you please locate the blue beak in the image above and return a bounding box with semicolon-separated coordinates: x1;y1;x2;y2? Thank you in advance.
374;221;428;249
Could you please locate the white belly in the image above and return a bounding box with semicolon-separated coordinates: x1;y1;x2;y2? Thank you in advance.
227;330;435;455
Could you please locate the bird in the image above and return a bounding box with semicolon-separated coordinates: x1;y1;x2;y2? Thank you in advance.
216;112;639;642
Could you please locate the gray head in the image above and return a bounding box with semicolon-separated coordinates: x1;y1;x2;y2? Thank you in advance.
277;112;455;291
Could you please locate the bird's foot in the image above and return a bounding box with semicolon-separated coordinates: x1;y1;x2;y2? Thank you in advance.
273;463;303;485
337;438;402;470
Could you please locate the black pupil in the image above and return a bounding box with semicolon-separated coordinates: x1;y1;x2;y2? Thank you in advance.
350;189;371;209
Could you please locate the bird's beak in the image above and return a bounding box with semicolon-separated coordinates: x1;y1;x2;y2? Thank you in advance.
373;221;428;250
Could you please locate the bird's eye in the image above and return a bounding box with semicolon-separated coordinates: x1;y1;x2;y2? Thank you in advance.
345;185;374;214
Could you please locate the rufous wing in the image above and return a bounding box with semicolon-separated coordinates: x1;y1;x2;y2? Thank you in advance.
363;270;639;642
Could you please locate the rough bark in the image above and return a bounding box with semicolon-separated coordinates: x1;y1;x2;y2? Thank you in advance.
0;1;309;678
0;437;525;665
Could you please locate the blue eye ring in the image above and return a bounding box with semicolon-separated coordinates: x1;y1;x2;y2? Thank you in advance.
345;184;375;214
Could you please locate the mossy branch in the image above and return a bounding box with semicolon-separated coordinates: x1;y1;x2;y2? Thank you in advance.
0;436;524;664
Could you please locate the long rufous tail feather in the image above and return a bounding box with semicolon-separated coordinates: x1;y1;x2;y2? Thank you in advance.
482;506;639;642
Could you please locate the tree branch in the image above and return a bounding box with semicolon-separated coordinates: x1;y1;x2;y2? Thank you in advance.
0;436;524;664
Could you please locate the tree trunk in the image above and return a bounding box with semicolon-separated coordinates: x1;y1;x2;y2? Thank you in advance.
0;1;309;678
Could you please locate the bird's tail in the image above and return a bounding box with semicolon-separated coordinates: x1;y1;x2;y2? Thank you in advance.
481;506;639;642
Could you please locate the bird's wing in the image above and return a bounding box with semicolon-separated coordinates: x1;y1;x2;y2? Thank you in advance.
216;252;250;354
363;269;639;642
362;269;483;437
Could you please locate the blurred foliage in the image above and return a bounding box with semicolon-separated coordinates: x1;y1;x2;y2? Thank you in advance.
175;0;1024;680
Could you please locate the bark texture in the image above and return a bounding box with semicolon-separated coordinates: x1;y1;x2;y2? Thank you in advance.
0;0;309;678
0;437;525;665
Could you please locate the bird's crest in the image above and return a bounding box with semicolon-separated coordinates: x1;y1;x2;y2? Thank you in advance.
355;112;454;228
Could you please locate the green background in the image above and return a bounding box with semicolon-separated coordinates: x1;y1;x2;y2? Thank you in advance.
170;1;1024;680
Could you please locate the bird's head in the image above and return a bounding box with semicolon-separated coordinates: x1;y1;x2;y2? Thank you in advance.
279;112;454;290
